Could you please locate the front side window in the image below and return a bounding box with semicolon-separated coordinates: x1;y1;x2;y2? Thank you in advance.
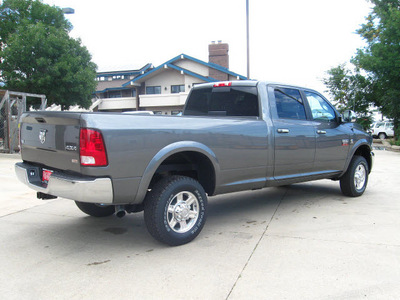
146;86;161;95
274;88;306;120
305;91;336;122
171;85;185;93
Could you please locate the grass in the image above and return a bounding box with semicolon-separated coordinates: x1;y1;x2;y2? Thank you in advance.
389;138;400;146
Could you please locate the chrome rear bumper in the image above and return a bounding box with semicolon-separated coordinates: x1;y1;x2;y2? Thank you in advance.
15;162;113;204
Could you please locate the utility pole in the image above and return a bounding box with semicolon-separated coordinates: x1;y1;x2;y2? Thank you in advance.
246;0;250;79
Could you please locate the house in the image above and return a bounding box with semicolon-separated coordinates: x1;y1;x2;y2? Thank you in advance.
93;42;247;114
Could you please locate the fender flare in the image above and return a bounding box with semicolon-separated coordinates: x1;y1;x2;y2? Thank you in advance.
340;139;373;177
133;141;220;204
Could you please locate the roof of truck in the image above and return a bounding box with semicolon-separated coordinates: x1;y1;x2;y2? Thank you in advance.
192;80;322;94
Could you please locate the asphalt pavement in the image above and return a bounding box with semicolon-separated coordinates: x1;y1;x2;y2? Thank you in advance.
0;150;399;300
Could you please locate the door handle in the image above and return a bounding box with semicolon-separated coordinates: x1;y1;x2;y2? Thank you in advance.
277;129;290;133
317;130;327;134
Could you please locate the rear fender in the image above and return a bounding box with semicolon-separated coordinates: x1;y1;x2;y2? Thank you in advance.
133;141;220;204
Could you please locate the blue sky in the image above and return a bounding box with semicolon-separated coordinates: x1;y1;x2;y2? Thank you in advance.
43;0;372;96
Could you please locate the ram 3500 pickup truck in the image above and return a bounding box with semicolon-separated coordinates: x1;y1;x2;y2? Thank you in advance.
15;81;374;246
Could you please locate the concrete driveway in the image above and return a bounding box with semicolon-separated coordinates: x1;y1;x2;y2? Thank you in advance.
0;150;399;299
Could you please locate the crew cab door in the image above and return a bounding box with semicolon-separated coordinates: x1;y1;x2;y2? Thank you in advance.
268;86;316;179
303;91;350;172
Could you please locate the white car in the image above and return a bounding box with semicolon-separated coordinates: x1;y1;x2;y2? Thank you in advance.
369;122;394;139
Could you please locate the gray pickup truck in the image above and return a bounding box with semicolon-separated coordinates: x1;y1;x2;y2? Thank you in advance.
15;81;374;245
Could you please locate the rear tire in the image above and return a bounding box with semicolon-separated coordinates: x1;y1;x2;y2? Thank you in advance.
75;201;115;217
144;176;207;246
340;156;369;197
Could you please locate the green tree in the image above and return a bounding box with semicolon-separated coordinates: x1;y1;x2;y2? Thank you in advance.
323;64;351;111
352;0;400;139
0;0;97;110
323;64;373;129
0;0;71;45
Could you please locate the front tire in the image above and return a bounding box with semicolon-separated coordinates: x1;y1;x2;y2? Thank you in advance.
378;132;386;140
75;201;115;217
340;156;369;197
144;176;207;246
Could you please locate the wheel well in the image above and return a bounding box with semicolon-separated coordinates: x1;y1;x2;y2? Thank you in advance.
354;145;372;173
150;151;216;195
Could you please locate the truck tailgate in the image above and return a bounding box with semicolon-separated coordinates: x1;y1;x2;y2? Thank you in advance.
19;112;82;173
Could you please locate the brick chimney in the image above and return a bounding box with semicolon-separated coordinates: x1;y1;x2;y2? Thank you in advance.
209;41;229;81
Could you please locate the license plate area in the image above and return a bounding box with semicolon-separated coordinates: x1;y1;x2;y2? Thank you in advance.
42;169;53;183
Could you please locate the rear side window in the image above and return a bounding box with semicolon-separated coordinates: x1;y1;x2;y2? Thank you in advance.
274;88;307;120
185;86;259;117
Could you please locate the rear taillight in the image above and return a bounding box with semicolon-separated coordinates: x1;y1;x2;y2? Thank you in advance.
18;123;21;151
79;128;108;166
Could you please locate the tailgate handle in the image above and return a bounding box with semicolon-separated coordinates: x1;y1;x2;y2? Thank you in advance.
35;117;46;123
277;128;290;133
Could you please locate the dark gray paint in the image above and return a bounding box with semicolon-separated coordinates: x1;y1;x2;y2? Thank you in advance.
17;81;373;204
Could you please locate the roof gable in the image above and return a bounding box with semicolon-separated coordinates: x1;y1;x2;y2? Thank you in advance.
122;54;246;87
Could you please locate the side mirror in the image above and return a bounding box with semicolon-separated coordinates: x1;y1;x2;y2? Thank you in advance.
342;110;357;123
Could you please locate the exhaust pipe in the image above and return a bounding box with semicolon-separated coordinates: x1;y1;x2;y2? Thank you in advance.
115;205;126;218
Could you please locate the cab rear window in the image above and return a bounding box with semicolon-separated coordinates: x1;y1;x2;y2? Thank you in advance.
185;86;259;117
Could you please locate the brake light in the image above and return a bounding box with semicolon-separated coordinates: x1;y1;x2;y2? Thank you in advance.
18;123;21;151
80;128;108;166
213;82;232;87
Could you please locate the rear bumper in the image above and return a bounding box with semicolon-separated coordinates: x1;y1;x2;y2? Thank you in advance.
15;162;113;204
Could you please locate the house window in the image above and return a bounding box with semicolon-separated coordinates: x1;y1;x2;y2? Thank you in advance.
108;91;122;98
112;75;126;80
171;85;185;93
146;86;161;94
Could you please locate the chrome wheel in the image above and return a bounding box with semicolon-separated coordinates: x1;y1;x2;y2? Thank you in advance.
144;175;208;246
167;191;199;233
354;163;366;191
340;155;369;197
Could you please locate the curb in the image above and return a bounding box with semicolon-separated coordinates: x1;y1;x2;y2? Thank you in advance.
373;139;400;152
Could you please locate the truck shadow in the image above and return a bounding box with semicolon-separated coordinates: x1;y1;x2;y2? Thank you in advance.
21;181;344;252
206;181;344;220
